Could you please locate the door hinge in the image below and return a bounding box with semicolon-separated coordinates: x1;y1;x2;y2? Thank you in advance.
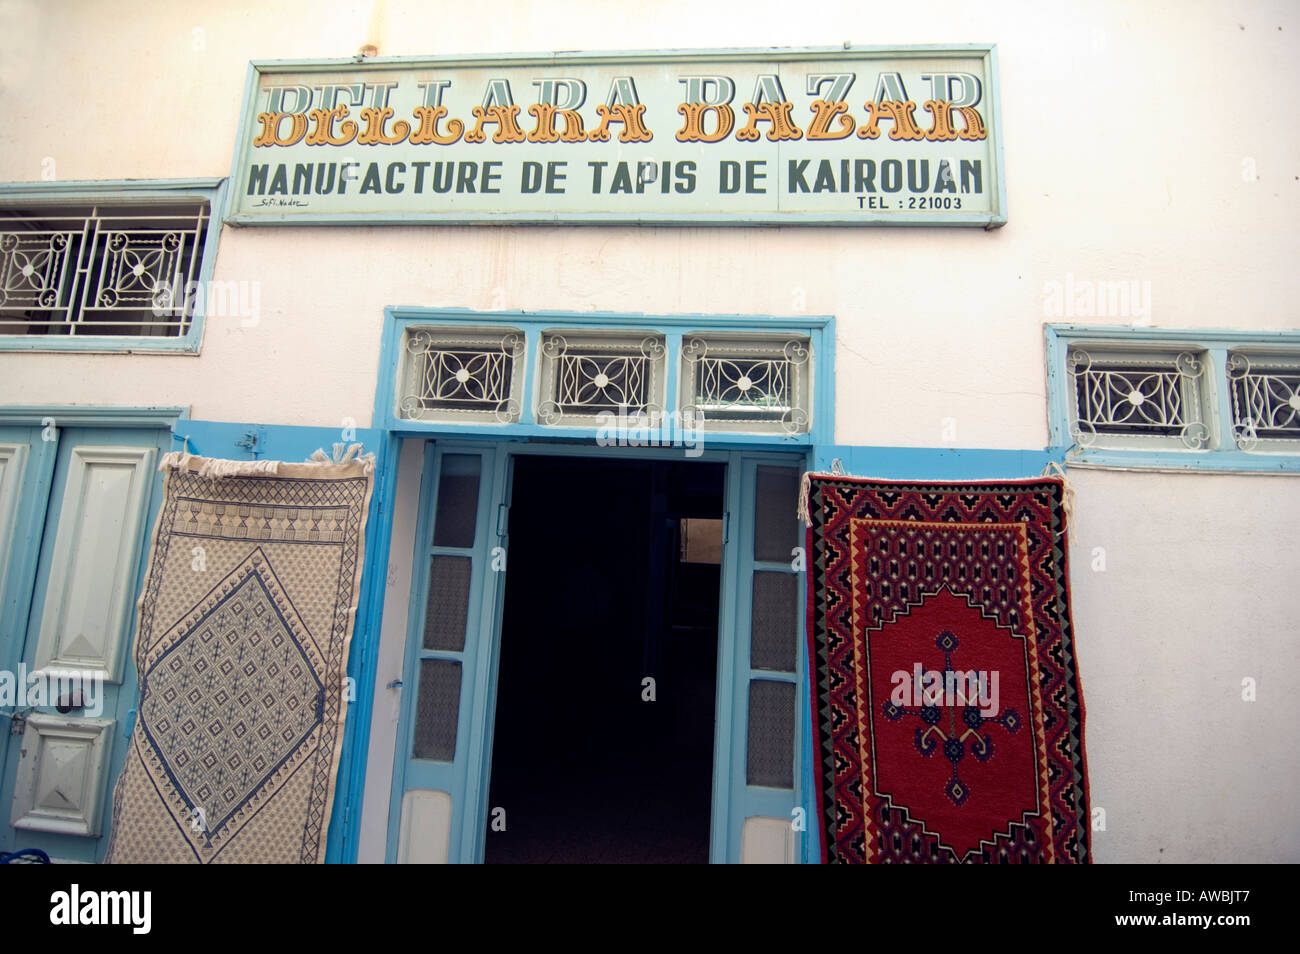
496;503;509;536
234;430;261;458
722;511;731;545
6;708;32;737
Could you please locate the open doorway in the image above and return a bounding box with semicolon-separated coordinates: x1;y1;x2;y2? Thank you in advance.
484;454;725;863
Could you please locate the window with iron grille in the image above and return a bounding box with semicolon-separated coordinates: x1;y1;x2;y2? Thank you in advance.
398;327;525;424
536;331;666;425
1227;351;1300;450
1067;347;1210;450
681;334;812;434
0;200;210;340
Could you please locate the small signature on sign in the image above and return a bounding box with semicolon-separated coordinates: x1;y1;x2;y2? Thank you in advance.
252;197;310;208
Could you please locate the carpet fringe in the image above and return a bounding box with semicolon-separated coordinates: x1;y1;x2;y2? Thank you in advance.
799;458;847;527
310;443;377;474
159;445;376;478
797;471;812;526
1040;460;1075;533
158;452;280;477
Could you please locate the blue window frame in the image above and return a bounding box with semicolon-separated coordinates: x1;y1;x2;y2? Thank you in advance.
375;307;836;449
0;179;227;353
1046;324;1300;472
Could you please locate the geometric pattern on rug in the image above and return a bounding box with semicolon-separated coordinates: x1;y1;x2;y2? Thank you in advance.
805;476;1090;863
139;553;324;845
105;456;373;864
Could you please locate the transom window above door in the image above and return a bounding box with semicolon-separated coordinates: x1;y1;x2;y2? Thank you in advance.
382;309;833;446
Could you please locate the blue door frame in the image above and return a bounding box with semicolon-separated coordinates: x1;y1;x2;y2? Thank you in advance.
382;436;814;864
0;407;184;861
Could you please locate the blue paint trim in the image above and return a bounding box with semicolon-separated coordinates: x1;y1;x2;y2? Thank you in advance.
0;406;188;428
387;306;837;327
385;440;509;864
709;450;742;863
0;425;57;801
383;440;440;863
374;437;1059;864
226;47;1003;229
518;328;540;427
461;446;513;864
332;430;396;863
223;61;262;225
0;179;228;354
0;179;224;196
986;45;1008;229
815;445;1059;478
726;452;812;863
375;307;835;450
0;419;174;861
1046;324;1300;343
1045;324;1300;473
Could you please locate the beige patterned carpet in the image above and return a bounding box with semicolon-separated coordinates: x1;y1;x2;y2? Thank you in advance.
106;452;373;863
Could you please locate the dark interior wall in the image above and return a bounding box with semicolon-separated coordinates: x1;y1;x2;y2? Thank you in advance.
485;455;723;864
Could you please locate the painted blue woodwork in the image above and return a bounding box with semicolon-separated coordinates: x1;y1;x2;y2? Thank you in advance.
384;440;507;864
0;408;182;861
815;445;1057;479
0;179;227;354
726;453;811;863
1045;324;1300;472
374;307;837;451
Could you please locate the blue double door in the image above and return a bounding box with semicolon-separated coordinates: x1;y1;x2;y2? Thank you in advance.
386;441;811;864
0;421;171;862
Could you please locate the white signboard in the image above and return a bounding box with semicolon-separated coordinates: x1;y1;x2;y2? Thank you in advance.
228;46;1004;227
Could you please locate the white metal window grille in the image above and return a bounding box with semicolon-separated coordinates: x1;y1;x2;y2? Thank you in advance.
1227;352;1300;450
536;332;666;425
681;334;812;434
0;202;209;337
1067;347;1210;450
399;328;524;423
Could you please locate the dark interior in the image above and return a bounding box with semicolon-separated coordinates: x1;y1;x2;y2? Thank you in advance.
484;455;725;864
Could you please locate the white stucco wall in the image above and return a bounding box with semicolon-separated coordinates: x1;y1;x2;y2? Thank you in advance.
1067;469;1300;863
1;0;1297;862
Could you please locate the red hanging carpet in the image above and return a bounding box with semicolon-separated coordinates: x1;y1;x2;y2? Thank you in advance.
804;474;1091;863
